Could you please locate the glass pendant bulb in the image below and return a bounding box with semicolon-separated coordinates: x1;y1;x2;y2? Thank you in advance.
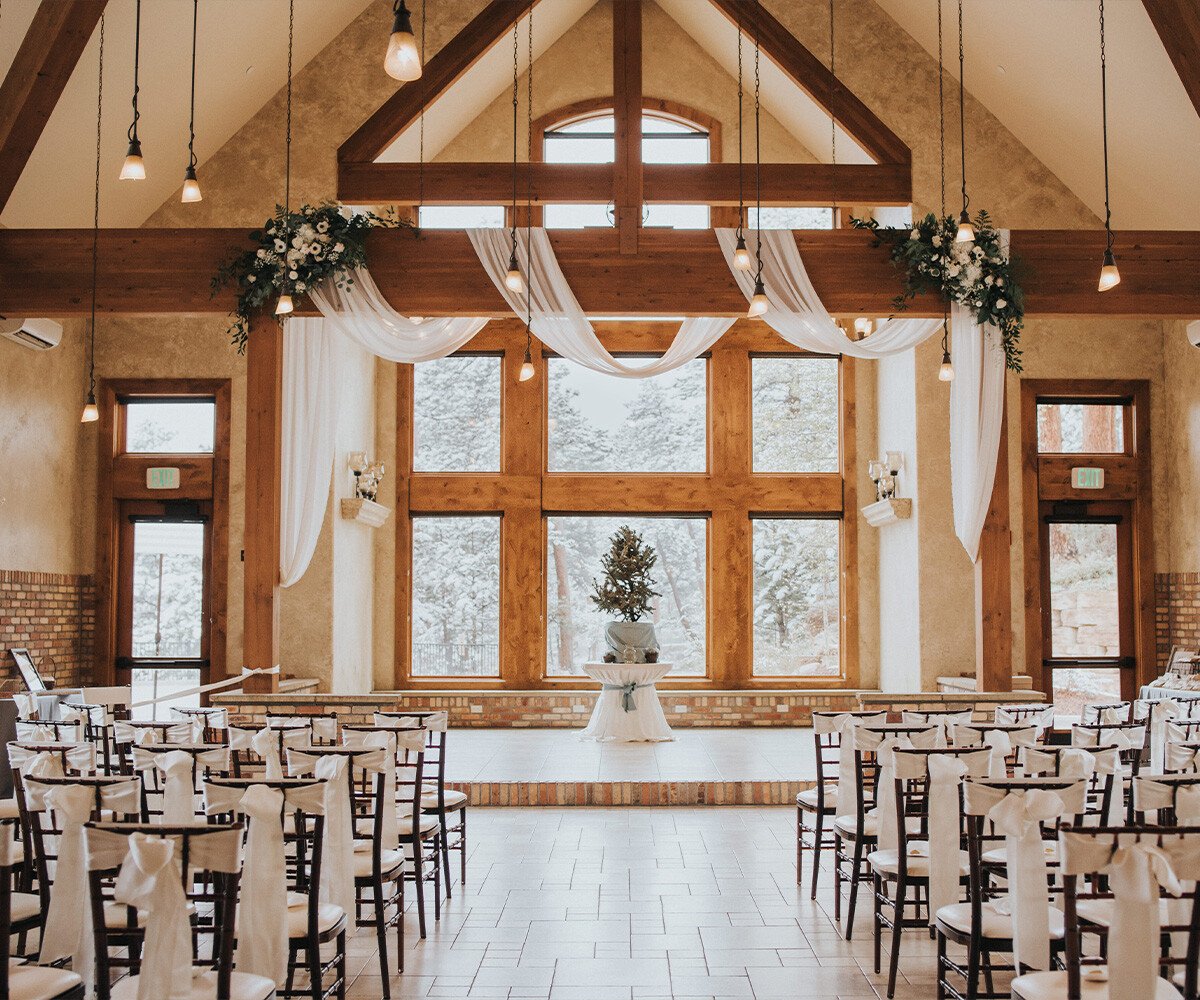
733;235;752;271
938;349;955;382
854;317;873;337
518;345;535;382
80;392;99;424
1098;247;1121;292
504;252;525;295
747;276;769;319
181;166;202;203
384;1;422;82
955;208;975;244
275;293;294;316
120;139;146;181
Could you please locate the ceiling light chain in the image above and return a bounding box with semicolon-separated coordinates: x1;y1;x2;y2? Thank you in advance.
1097;0;1120;292
936;0;952;381
82;14;105;424
418;0;426;211
181;0;202;203
828;0;838;218
505;18;525;295
954;0;974;244
748;3;768;319
520;3;537;383
120;0;145;180
275;0;296;317
732;8;751;271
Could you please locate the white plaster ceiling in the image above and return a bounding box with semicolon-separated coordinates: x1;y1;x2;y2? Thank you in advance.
0;0;376;228
872;0;1200;230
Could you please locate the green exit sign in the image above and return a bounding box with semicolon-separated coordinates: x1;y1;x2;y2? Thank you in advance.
1070;467;1105;490
146;467;181;490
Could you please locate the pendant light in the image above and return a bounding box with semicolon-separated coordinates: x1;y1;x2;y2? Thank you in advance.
385;0;422;82
181;0;202;203
953;0;974;245
747;14;768;319
504;18;525;295
936;0;954;382
938;322;955;382
83;17;106;424
275;0;295;317
1096;0;1120;292
732;11;751;271
518;6;536;384
120;0;146;180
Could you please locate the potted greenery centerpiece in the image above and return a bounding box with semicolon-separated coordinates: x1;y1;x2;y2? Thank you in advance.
591;526;661;663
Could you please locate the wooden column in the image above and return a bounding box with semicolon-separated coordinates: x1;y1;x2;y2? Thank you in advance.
612;0;643;255
242;311;282;693
975;397;1013;692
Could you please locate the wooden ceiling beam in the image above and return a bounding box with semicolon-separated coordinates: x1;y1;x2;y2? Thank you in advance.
1;227;1198;318
0;0;108;214
706;0;910;165
338;0;542;165
337;160;912;207
612;0;643;254
1142;0;1200;118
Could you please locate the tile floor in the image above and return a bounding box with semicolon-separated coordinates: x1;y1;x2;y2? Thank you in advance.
444;730;817;784
341;806;952;999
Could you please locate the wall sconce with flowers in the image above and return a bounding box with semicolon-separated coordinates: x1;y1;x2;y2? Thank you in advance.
342;452;391;528
862;451;912;527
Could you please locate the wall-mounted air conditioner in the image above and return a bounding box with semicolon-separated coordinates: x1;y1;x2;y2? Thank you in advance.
0;318;63;350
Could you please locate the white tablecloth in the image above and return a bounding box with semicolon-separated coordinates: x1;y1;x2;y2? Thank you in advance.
579;662;674;742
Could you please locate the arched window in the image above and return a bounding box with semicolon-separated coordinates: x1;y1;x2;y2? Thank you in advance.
543;109;710;230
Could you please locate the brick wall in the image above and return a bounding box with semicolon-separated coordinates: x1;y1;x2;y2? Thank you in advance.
0;570;95;691
1156;572;1200;673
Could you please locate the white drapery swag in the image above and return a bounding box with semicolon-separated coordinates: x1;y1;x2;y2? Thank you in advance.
714;228;1007;561
470;227;736;378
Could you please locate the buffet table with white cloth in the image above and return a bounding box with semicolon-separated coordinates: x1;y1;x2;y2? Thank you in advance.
579;662;674;742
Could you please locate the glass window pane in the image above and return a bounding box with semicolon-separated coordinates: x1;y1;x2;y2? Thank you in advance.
1037;402;1124;453
644;204;708;229
546;516;706;676
642;135;709;164
411;516;500;676
753;519;840;676
413;356;501;472
125;401;215;453
132;522;205;659
1051;667;1122;726
130;667;201;722
747;207;835;230
544;204;613;229
544;135;614;163
547;357;706;472
1047;522;1120;658
752;357;839;472
417;206;505;228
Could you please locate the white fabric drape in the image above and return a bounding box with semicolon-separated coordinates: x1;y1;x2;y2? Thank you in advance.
470;227;735;378
948;302;1007;562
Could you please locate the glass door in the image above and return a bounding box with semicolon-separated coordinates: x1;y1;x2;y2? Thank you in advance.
116;501;211;719
1039;500;1135;723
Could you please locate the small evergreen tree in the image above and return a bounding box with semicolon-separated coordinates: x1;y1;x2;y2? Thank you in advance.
590;526;660;622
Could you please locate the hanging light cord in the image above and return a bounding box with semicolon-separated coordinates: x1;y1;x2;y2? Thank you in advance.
418;0;426;211
525;3;534;351
88;15;106;403
128;0;141;146
1099;0;1114;255
957;0;969;218
753;3;762;277
510;19;520;262
829;0;837;216
937;0;946;219
735;10;744;241
187;0;198;172
280;0;293;300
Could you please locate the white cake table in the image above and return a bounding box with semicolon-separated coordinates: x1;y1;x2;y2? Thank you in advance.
579;662;674;742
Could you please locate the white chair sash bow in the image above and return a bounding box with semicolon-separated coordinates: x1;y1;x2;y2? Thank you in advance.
855;728;938;850
1148;700;1182;774
342;730;400;851
994;704;1056;729
1072;726;1143;824
131;747;226;824
58;707;91;742
813;712;883;819
12;693;37;720
252;726;305;780
114;721;192;746
7;741;95;777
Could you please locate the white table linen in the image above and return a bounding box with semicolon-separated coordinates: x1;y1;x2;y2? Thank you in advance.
579;663;674;742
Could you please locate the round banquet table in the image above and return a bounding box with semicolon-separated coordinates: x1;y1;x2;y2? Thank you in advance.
579;662;675;742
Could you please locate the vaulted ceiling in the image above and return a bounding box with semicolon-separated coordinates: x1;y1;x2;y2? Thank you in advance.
2;0;1197;229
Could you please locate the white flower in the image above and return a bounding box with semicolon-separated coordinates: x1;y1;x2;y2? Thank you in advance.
984;275;993;285
947;264;961;278
288;269;298;280
910;228;920;239
932;235;942;247
316;220;330;234
996;298;1007;309
274;239;286;252
334;242;344;253
247;274;256;282
299;224;316;240
291;236;304;249
256;248;267;259
995;277;1004;287
296;281;306;292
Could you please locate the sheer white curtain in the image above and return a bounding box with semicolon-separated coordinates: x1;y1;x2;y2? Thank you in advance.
714;228;1005;560
470;227;734;378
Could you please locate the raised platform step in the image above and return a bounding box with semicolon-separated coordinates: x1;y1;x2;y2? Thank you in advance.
447;779;813;806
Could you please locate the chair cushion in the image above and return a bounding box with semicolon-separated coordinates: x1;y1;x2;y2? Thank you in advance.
936;899;1065;940
355;847;405;878
1011;969;1181;1000
0;798;20;820
982;842;1059;867
10;893;39;924
6;965;84;1000
834;813;878;838
1077;897;1172;928
285;894;346;937
111;970;276;1000
394;810;441;835
421;789;467;810
796;786;837;810
868;844;968;878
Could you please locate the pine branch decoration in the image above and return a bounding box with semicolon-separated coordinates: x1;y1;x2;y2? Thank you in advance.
590;526;660;622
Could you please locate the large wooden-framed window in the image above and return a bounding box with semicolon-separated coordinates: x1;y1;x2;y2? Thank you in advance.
95;380;231;715
393;320;857;690
1020;379;1154;721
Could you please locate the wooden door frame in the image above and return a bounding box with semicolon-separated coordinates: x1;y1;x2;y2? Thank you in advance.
94;379;231;689
1019;378;1155;697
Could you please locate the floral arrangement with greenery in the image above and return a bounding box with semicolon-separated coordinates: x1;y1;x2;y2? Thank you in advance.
591;526;661;623
212;203;399;352
851;210;1024;372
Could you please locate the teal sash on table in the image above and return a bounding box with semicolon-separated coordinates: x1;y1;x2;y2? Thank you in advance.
601;682;646;712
